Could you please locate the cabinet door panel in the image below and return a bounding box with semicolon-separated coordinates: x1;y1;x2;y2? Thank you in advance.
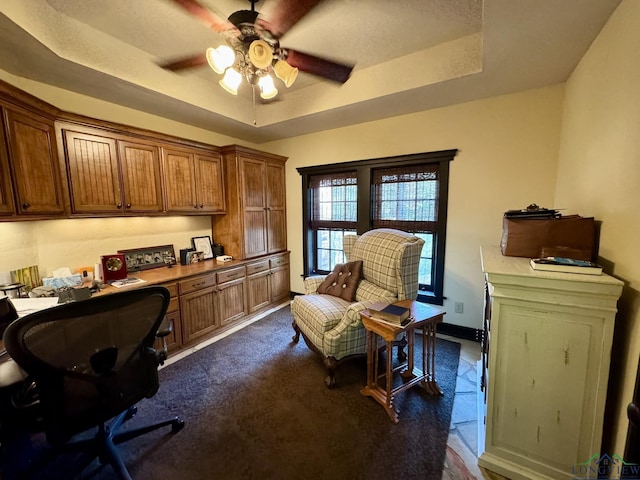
266;161;286;253
163;148;197;212
4;109;64;214
119;141;163;213
64;130;121;213
217;278;246;326
247;271;270;313
244;210;268;258
267;209;287;254
196;153;225;213
180;286;218;344
0;115;14;215
270;264;290;304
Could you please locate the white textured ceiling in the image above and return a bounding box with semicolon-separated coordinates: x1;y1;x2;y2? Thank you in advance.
0;0;621;143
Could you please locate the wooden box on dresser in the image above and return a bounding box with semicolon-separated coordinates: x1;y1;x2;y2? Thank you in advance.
479;246;624;480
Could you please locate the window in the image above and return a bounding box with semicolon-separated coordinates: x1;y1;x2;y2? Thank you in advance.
309;172;357;272
299;150;456;305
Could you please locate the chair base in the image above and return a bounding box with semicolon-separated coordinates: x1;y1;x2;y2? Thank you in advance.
15;406;184;480
292;319;406;388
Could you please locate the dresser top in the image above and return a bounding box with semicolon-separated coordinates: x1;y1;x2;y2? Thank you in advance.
480;245;624;287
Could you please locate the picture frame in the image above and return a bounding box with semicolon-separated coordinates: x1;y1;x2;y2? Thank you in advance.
118;244;176;272
186;251;205;264
191;236;214;260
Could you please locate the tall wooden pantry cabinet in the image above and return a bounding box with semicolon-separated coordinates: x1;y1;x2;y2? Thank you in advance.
212;145;287;260
479;246;623;480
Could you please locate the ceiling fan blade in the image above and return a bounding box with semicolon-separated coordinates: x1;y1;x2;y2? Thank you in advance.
285;50;354;84
160;53;208;71
260;0;323;38
170;0;237;34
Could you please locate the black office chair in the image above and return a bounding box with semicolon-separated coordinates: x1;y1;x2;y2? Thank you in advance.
2;286;184;479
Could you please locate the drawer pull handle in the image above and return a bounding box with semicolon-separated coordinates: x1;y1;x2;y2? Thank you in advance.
193;281;206;287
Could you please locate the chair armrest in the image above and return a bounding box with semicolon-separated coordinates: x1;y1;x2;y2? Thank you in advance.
303;276;327;294
156;316;173;338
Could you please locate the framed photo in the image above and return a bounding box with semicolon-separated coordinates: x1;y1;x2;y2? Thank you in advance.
118;244;176;272
186;251;205;264
191;236;214;260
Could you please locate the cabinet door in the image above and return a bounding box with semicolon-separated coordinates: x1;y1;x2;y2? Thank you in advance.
63;130;122;213
247;270;271;313
0;115;14;215
180;285;218;344
217;278;247;326
154;310;182;353
162;148;198;212
118;140;163;213
4;109;64;215
195;153;225;213
240;157;268;258
270;264;290;304
266;161;286;253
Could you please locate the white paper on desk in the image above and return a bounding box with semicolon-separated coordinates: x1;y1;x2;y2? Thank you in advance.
10;297;60;318
111;278;146;288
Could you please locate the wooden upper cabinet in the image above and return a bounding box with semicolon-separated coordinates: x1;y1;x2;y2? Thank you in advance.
61;128;163;214
63;130;121;213
3;108;64;215
0;114;14;215
240;157;268;258
214;145;287;260
163;147;224;214
266;161;286;254
118;140;163;213
195;152;225;213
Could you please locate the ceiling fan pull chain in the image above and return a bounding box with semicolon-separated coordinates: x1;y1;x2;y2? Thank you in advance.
252;85;257;126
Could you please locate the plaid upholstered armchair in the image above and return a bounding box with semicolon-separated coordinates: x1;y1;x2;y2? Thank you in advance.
291;228;425;388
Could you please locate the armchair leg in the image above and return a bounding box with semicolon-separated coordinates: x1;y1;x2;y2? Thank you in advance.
324;357;337;389
291;320;301;343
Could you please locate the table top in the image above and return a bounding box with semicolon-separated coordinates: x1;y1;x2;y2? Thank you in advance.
360;299;445;341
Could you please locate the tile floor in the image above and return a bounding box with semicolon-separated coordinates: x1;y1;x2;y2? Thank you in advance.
441;334;507;480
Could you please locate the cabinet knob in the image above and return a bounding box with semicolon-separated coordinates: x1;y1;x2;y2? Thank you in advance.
199;204;204;209
117;203;122;208
22;202;30;209
194;205;198;209
126;203;132;209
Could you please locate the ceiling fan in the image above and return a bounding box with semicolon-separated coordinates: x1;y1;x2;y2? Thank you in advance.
161;0;355;99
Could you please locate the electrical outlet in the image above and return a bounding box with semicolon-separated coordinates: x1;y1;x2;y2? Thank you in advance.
454;301;464;314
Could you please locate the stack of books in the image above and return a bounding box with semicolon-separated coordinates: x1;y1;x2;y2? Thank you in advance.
530;257;603;275
367;302;413;327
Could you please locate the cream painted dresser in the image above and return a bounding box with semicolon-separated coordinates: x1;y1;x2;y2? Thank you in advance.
479;246;623;479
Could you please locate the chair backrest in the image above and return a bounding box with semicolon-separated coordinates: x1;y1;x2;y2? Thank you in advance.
3;286;170;445
343;228;425;300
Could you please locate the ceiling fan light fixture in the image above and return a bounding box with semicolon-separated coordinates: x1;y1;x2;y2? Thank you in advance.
219;67;243;95
273;60;298;88
248;40;273;69
206;45;235;74
258;74;278;100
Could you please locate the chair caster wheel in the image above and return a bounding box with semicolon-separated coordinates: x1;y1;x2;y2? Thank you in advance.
171;419;185;433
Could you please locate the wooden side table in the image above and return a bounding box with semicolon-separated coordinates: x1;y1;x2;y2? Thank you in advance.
359;299;445;423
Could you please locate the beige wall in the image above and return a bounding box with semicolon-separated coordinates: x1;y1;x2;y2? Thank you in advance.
555;0;639;456
265;85;564;328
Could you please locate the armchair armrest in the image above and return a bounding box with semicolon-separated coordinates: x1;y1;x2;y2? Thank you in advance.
303;276;327;294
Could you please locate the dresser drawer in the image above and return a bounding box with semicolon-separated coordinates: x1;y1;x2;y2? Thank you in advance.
246;260;269;275
217;266;245;285
168;297;179;313
270;254;289;268
178;273;216;295
162;282;178;298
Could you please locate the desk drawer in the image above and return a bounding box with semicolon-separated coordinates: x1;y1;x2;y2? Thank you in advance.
179;273;216;295
217;266;245;285
246;260;269;275
270;254;289;268
168;297;179;313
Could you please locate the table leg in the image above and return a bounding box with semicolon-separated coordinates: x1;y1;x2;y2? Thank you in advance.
422;323;443;395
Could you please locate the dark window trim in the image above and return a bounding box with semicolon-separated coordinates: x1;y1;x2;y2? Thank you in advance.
298;149;457;305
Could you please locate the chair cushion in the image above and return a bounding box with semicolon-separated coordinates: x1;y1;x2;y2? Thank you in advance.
316;260;363;301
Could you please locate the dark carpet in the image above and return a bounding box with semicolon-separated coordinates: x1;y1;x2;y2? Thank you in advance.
13;305;460;480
